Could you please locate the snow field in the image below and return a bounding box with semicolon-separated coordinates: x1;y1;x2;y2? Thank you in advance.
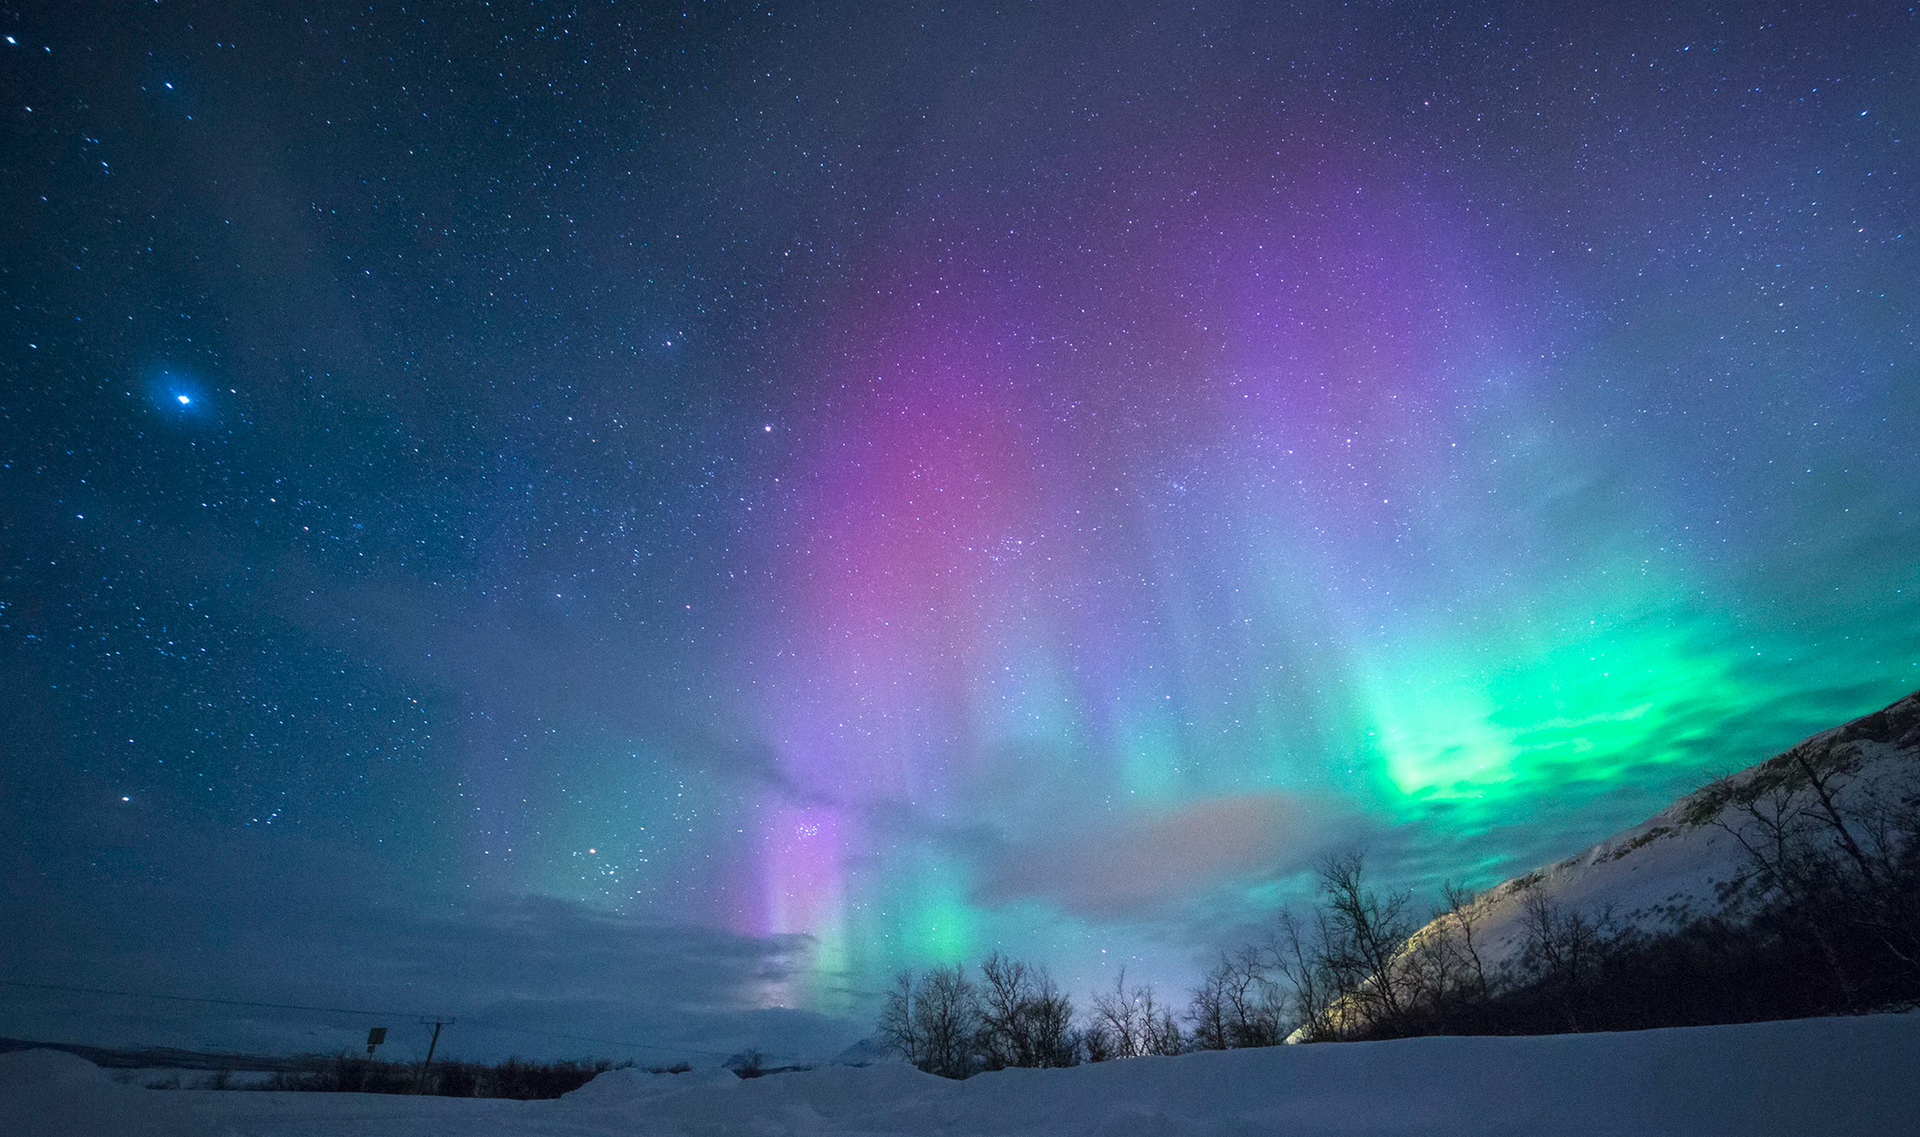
4;1012;1917;1136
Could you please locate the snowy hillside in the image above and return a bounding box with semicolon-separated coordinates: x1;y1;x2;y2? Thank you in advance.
1428;689;1920;974
5;1012;1918;1136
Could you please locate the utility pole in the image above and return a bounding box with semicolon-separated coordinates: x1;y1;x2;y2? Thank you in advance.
415;1017;453;1093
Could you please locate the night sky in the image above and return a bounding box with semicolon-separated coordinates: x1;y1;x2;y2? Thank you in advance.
3;1;1917;1063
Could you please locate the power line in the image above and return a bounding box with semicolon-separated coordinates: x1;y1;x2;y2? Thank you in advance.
0;979;730;1058
454;1020;729;1057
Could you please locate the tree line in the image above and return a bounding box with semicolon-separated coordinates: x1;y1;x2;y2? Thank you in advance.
879;702;1920;1075
878;952;1182;1079
878;852;1491;1076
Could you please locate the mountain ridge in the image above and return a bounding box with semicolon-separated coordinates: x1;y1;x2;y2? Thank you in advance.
1408;687;1920;983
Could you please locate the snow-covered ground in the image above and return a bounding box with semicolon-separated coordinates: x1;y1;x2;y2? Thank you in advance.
6;1012;1917;1136
1430;690;1920;973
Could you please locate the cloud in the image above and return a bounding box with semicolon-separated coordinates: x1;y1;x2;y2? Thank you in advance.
0;840;866;1065
972;791;1345;920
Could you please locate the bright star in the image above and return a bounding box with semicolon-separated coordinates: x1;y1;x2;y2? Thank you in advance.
177;394;191;405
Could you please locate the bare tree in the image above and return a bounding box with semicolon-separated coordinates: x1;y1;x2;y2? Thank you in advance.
1090;969;1146;1057
1187;959;1232;1051
878;971;921;1066
882;955;1077;1075
1316;852;1415;1033
1400;881;1495;1022
912;964;979;1079
1519;892;1604;1031
1441;881;1493;1005
1717;778;1863;1005
1715;744;1920;1006
1187;945;1284;1048
1144;994;1185;1056
1228;944;1285;1046
973;952;1079;1069
1790;748;1884;888
1022;972;1079;1068
1269;908;1337;1041
1078;1020;1117;1063
976;952;1031;1071
1089;969;1180;1057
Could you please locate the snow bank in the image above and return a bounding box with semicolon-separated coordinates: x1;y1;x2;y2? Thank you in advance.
561;1064;741;1103
5;1013;1917;1135
0;1049;116;1090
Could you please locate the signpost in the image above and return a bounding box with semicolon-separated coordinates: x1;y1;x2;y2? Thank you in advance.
365;1027;387;1057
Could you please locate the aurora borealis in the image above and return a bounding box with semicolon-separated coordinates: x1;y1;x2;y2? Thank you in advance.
4;1;1918;1060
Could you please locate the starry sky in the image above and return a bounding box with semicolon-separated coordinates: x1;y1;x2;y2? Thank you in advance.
3;1;1917;1063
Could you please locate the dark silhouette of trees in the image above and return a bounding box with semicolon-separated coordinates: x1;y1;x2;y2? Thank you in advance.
915;965;980;1079
1708;726;1920;1014
878;965;979;1079
877;971;922;1068
1088;969;1182;1058
977;952;1077;1070
882;955;1080;1078
1517;893;1608;1032
1189;946;1286;1049
1314;852;1416;1033
262;1055;624;1098
1022;981;1079;1067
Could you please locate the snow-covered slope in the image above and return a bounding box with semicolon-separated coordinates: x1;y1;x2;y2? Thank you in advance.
1435;689;1920;973
5;1012;1918;1136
